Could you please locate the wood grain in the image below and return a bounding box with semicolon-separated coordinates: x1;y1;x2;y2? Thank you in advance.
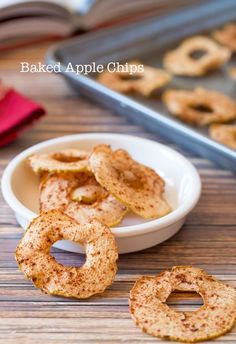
0;40;236;344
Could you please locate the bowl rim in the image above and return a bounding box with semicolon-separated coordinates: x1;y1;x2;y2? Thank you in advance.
1;133;201;237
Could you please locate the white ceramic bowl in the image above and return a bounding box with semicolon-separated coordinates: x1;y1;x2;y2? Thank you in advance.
1;133;201;254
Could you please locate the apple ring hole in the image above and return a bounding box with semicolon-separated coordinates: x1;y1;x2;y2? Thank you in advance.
50;243;86;267
189;49;207;60
190;104;213;113
71;184;107;205
119;74;142;81
122;170;143;189
53;153;83;163
166;290;204;312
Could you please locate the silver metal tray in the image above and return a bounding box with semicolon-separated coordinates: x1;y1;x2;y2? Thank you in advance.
47;0;236;172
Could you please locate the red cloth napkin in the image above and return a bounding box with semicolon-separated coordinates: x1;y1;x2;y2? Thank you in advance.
0;83;45;147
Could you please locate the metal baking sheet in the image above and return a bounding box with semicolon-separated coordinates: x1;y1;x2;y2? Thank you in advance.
47;0;236;172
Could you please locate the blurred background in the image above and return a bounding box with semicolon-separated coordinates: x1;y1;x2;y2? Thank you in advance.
0;0;202;149
0;0;201;51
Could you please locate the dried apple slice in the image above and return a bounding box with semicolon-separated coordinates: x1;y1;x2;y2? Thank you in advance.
16;210;118;298
40;172;127;227
89;145;171;219
130;266;236;342
29;149;90;174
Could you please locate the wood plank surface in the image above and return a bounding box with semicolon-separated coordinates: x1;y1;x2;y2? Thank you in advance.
0;41;236;344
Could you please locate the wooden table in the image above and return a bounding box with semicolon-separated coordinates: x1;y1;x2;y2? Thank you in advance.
0;42;236;344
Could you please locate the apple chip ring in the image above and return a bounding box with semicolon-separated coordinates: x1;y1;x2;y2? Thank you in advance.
213;24;236;51
163;88;236;126
29;149;90;174
15;210;118;298
209;124;236;150
229;67;236;80
39;172;127;227
89;145;171;219
163;36;231;76
97;61;171;96
130;266;236;342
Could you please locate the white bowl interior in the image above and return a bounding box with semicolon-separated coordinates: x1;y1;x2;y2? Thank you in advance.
10;135;197;230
